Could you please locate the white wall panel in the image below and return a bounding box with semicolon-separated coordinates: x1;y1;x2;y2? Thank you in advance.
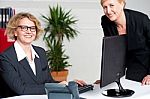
0;0;150;83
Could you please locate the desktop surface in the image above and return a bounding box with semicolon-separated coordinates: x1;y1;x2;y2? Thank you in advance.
80;77;150;99
2;77;150;99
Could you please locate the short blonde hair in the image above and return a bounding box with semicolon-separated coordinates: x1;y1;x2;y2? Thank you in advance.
5;12;44;40
100;0;126;6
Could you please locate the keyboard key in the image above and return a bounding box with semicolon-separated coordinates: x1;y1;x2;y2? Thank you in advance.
78;84;94;94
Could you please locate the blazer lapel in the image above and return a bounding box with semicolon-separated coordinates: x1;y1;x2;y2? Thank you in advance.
34;57;43;82
125;9;137;50
6;45;40;83
19;58;37;82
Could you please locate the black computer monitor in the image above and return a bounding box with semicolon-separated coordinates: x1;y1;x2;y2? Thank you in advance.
100;35;134;97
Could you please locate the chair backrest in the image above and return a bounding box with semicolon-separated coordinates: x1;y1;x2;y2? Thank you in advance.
0;28;15;53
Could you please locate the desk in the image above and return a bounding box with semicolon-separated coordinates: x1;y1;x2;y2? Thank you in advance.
80;77;150;99
2;77;150;99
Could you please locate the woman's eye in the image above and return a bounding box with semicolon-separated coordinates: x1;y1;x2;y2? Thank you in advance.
110;4;114;7
22;26;27;29
103;6;107;10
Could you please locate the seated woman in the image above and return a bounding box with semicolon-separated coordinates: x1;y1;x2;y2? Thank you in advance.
0;12;86;97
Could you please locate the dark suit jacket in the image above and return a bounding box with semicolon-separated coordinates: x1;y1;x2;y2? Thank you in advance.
0;45;56;97
101;9;150;82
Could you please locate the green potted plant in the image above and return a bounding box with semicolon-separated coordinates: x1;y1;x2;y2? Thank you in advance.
42;5;79;81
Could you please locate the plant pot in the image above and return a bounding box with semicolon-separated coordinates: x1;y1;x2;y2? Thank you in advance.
51;69;69;82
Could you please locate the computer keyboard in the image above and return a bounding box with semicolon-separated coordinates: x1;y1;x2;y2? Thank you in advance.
78;84;94;94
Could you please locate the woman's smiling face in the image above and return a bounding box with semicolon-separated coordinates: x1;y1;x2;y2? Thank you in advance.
14;18;37;45
101;0;124;21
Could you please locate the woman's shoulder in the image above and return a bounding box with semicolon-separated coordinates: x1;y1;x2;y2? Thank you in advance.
101;15;109;21
125;9;148;18
32;45;46;53
0;45;15;55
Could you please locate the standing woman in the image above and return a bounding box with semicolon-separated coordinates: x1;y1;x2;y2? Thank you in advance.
100;0;150;85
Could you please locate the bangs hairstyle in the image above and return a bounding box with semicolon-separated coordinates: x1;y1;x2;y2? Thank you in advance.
100;0;126;6
5;12;44;40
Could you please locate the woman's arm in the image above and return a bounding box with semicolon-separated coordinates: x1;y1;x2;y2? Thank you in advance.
0;55;46;95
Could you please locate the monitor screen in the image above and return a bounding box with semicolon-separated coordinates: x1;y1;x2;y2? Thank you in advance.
100;35;126;88
100;35;134;97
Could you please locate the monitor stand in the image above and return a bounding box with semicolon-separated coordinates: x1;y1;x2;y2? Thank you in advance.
102;75;135;97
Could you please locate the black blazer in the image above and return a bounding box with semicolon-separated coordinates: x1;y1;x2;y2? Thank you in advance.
0;45;56;97
101;9;150;82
